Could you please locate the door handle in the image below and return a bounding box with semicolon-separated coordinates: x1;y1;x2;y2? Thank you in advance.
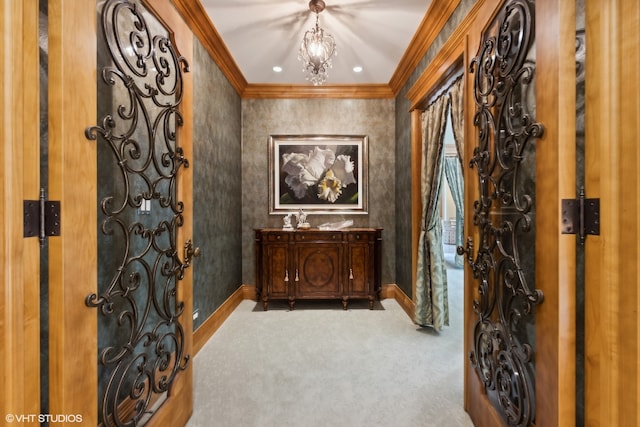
184;239;201;266
457;236;473;266
175;239;200;279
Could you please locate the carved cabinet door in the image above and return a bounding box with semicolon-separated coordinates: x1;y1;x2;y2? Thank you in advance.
346;243;370;297
345;234;375;301
264;242;290;299
293;242;343;299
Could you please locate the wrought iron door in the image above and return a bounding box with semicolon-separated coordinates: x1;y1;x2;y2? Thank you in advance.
85;0;192;425
461;0;544;425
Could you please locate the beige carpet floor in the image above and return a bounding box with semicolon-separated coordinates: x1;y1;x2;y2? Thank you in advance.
187;253;472;427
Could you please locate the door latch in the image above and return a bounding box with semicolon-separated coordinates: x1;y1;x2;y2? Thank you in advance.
24;188;61;247
183;239;201;267
561;186;600;245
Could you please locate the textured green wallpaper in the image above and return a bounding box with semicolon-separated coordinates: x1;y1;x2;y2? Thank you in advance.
192;38;243;330
241;98;396;287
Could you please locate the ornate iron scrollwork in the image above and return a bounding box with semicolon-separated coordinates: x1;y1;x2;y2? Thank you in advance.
464;0;544;425
84;0;190;425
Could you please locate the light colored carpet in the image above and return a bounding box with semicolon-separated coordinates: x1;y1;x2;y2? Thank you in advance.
187;254;472;427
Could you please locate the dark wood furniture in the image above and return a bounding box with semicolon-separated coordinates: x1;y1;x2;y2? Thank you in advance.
255;228;382;310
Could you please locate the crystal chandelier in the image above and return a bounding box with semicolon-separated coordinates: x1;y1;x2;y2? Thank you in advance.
297;0;337;85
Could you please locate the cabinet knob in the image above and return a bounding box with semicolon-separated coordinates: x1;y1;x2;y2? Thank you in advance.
295;269;299;281
349;268;354;280
284;269;289;282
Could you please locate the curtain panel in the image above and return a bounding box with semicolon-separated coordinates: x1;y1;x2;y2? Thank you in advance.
448;77;465;267
414;95;450;330
444;157;465;267
449;78;464;170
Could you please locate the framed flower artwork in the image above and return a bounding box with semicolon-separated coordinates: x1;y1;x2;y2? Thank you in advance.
268;135;368;214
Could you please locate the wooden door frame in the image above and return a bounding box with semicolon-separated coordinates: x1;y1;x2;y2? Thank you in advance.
535;0;578;424
584;0;640;425
408;0;577;425
1;1;41;424
47;0;98;422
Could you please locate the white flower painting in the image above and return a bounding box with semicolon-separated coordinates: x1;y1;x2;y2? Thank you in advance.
269;135;368;214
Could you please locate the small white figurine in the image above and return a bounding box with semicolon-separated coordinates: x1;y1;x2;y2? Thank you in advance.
283;213;294;230
295;209;311;229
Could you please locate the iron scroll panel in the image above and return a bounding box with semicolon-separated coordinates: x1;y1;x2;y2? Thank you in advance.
85;0;190;425
463;0;544;425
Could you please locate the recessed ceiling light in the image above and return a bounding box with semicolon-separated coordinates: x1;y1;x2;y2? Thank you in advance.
353;66;363;73
273;66;283;73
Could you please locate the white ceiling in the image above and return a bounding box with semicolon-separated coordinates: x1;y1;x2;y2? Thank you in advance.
199;0;433;85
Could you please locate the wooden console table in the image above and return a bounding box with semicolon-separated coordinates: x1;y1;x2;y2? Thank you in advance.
254;228;382;310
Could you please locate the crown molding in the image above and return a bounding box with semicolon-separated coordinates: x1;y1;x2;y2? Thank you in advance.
242;83;395;99
388;0;462;95
171;0;247;95
173;0;457;100
405;30;465;110
406;0;489;110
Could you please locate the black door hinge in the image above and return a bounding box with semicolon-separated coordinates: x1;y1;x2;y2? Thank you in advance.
24;188;61;247
561;186;599;245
